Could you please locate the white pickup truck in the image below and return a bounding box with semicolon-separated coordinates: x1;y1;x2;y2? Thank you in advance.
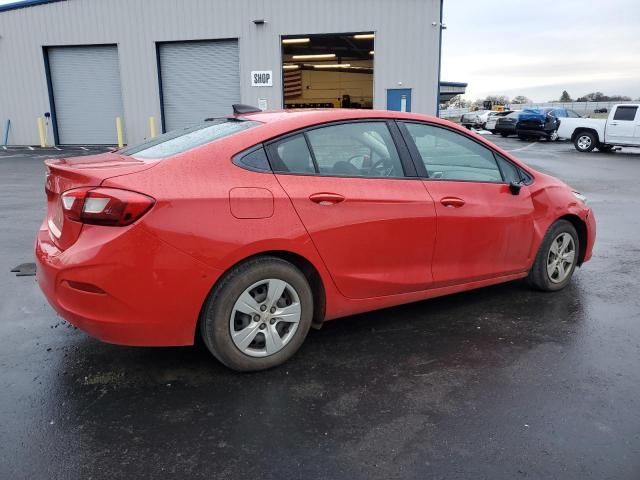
557;104;640;152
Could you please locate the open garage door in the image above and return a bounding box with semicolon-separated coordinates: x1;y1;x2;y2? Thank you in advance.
281;33;374;109
47;45;124;145
158;40;240;132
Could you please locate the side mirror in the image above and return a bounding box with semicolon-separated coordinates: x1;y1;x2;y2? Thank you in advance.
509;181;522;195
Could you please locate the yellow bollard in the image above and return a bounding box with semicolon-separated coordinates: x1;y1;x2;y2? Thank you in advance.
116;117;124;148
149;116;157;138
37;117;46;147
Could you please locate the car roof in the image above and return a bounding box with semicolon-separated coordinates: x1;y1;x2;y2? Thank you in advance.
231;108;456;136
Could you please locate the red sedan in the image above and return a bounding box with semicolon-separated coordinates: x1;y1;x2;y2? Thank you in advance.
35;107;596;371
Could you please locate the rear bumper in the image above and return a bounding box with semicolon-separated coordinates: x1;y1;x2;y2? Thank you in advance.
516;128;552;138
35;222;222;346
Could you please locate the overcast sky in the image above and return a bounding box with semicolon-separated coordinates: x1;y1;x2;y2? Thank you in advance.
441;0;640;102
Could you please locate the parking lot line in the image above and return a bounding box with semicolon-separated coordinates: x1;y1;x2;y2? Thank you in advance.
506;142;537;152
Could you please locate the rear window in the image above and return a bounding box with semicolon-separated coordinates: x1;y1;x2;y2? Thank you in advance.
120;119;261;159
613;106;638;121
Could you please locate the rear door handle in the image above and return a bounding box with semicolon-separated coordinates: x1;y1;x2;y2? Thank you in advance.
440;197;465;208
309;192;345;205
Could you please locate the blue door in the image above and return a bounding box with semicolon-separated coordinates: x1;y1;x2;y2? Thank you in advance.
387;88;412;112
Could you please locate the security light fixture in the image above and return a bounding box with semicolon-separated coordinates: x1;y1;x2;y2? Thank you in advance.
252;19;265;25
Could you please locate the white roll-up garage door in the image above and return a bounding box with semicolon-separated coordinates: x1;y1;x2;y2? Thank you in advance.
158;40;240;132
47;45;125;145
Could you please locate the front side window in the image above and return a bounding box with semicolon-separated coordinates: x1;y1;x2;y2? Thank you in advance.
495;154;522;184
613;106;638;121
305;122;405;178
402;123;503;182
120;119;261;159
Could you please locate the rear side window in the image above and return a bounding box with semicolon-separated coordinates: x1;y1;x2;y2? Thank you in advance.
233;146;271;172
402;122;502;182
270;135;315;174
120;119;260;159
613;106;638;121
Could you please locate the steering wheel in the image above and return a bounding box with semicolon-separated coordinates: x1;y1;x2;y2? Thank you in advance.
371;158;394;176
347;154;370;168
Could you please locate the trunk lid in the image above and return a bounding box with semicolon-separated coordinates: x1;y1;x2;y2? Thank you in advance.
44;151;157;250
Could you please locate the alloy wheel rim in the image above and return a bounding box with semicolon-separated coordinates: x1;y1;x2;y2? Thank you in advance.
546;233;576;283
229;278;301;357
577;135;591;150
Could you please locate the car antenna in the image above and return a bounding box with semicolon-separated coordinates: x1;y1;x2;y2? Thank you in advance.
232;104;262;115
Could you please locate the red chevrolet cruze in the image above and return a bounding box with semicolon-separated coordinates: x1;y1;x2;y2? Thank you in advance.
36;107;595;371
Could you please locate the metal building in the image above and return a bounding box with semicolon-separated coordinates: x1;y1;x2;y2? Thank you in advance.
0;0;444;146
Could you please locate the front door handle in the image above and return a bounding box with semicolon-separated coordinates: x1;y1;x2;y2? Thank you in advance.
309;192;345;205
440;197;465;208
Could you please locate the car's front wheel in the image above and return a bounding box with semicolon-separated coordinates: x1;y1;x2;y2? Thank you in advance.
528;220;580;291
574;132;596;152
200;257;313;371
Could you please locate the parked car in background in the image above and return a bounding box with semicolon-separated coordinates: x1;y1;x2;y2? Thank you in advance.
485;110;514;133
594;107;608;114
35;107;595;371
460;110;492;129
515;108;581;141
494;111;521;137
557;104;640;152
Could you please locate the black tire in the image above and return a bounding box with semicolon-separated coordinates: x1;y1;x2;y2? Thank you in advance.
528;220;580;291
500;132;509;138
574;131;596;152
518;135;528;141
199;256;314;371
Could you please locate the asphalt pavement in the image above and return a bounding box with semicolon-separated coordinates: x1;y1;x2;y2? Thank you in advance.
1;138;639;479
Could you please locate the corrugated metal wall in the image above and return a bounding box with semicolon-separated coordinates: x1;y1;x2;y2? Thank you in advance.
0;0;442;146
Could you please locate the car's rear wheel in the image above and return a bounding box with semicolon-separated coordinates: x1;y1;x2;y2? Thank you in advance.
500;132;509;138
200;257;313;371
528;220;579;291
574;132;596;152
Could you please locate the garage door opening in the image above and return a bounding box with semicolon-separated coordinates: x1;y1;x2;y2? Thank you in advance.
281;32;374;109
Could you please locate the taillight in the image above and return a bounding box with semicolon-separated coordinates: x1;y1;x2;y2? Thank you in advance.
61;187;155;226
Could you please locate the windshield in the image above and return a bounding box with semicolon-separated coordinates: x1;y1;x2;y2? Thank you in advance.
120;119;261;159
